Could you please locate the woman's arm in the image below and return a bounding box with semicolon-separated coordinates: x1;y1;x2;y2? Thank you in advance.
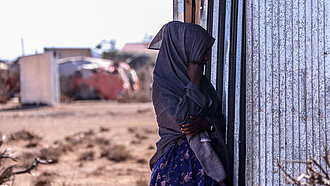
163;81;207;125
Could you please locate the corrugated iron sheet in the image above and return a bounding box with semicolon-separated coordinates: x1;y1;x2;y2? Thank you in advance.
245;0;330;185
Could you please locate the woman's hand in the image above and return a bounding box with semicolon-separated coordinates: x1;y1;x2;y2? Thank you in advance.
187;62;204;89
181;116;211;136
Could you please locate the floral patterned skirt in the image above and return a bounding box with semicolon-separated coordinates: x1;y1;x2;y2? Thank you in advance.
149;137;225;186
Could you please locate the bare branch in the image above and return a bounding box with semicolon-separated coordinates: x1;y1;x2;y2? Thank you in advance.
13;158;52;175
0;165;15;184
278;147;330;185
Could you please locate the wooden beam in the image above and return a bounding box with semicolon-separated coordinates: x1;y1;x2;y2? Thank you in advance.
184;0;192;23
195;0;201;24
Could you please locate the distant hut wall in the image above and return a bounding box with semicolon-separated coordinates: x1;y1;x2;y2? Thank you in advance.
20;53;60;106
44;48;92;59
173;0;330;185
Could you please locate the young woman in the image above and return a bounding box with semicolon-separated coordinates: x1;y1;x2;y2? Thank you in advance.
149;21;231;186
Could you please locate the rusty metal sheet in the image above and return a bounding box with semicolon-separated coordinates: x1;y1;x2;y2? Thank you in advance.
245;0;330;184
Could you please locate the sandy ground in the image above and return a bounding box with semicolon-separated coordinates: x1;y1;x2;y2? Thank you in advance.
0;98;159;186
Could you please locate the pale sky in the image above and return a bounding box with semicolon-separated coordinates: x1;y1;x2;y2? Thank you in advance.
0;0;173;60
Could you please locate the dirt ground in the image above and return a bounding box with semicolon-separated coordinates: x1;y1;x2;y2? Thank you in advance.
0;98;159;186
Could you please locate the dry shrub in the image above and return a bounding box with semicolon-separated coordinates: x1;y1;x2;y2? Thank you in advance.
148;145;155;150
33;171;57;186
38;147;62;164
94;137;110;146
100;145;131;162
278;147;330;185
136;158;146;164
18;152;37;168
136;108;152;114
60;93;74;104
25;140;39;148
9;130;42;141
135;133;148;141
58;143;74;154
65;129;95;146
130;140;141;145
99;126;110;132
78;151;95;161
117;90;151;103
142;128;156;134
136;177;149;186
86;143;94;148
33;177;52;186
128;127;136;133
88;166;105;176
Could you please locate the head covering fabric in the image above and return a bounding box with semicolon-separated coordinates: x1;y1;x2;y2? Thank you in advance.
152;21;215;115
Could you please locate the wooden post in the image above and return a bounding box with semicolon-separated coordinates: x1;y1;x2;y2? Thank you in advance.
184;0;192;23
195;0;201;24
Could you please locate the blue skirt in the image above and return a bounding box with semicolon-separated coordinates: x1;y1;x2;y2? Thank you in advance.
149;137;225;186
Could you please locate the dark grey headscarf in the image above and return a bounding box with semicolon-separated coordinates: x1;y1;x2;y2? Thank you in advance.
150;21;229;183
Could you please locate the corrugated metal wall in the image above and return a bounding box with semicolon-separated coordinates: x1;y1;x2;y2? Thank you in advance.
173;0;330;185
245;0;330;185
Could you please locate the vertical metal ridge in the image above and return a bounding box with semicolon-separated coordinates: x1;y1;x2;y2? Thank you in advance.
298;0;307;174
278;0;287;184
251;0;260;184
324;0;329;172
216;0;226;105
258;0;266;183
285;0;294;178
271;0;280;184
227;0;238;183
238;0;246;184
245;0;253;184
257;0;261;182
205;0;213;80
210;0;218;88
233;0;243;184
312;0;321;164
265;0;274;184
305;0;313;161
292;0;300;177
318;0;327;172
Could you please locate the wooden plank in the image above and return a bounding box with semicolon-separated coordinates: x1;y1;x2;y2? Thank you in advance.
185;0;193;23
195;0;201;24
